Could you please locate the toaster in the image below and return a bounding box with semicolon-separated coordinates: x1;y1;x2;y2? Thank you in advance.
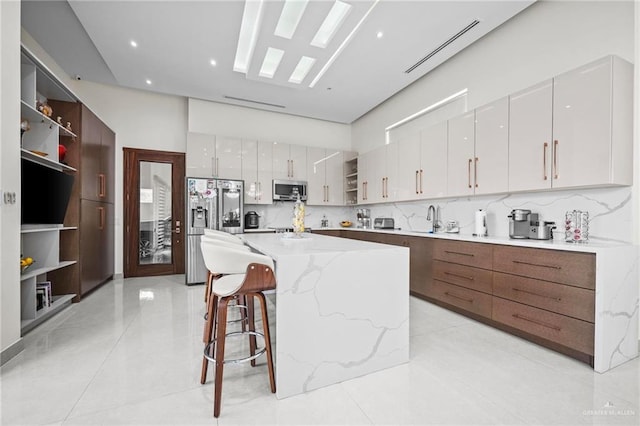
373;217;395;229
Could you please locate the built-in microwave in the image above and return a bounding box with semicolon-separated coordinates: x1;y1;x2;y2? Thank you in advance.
272;179;307;201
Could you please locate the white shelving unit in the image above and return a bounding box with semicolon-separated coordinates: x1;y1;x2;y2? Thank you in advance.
344;157;358;205
20;47;79;334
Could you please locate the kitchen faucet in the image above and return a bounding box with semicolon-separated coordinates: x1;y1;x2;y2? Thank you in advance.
427;204;440;233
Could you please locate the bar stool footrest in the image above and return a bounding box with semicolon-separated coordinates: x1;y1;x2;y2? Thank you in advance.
203;331;267;364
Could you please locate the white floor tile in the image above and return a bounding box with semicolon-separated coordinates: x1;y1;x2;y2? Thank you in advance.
1;276;638;426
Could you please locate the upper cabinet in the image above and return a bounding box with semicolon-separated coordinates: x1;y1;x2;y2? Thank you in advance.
509;56;633;192
185;132;242;180
396;122;448;202
272;142;307;181
474;97;509;195
80;105;114;203
358;144;397;204
242;139;272;204
306;148;344;205
447;111;476;197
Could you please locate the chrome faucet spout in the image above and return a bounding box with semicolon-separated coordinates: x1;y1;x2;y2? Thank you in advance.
427;205;438;233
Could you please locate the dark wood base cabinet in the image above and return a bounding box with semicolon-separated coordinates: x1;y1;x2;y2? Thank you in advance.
315;230;597;367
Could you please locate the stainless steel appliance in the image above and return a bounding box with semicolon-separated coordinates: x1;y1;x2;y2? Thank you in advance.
356;208;371;229
374;218;395;229
272;179;307;201
185;177;244;285
245;211;259;229
508;209;531;239
508;209;556;240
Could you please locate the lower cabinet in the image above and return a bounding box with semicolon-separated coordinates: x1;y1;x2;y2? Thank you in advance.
316;229;598;366
80;200;114;295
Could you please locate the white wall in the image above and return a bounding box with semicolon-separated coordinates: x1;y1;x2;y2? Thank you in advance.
189;98;351;150
352;0;635;152
1;0;22;359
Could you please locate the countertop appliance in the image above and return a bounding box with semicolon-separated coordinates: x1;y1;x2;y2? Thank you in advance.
272;179;307;201
357;208;371;229
508;209;555;240
374;218;395;229
508;209;531;239
245;211;260;229
185;177;244;285
445;220;460;233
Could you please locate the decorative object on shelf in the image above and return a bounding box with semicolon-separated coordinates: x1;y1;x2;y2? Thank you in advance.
36;100;53;117
565;210;589;243
292;192;305;235
57;116;63;125
340;220;352;227
20;255;35;273
29;150;48;157
58;144;67;163
20;118;31;137
66;122;72;132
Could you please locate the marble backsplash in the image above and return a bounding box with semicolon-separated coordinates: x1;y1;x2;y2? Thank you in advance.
248;186;634;244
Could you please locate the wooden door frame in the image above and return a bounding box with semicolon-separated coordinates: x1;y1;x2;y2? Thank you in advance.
123;148;185;278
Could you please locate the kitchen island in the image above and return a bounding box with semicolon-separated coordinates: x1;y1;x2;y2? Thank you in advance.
240;232;410;399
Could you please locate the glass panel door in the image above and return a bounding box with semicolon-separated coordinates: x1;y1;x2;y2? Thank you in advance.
139;161;173;265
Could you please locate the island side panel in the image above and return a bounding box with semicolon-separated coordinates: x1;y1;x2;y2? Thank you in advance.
274;246;409;399
593;245;639;372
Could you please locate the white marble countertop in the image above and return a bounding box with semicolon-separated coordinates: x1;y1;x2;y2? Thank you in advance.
310;227;635;253
240;232;402;261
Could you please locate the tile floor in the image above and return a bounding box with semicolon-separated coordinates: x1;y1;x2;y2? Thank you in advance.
1;274;638;425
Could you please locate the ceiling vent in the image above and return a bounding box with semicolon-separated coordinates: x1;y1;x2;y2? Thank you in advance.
223;95;285;109
405;19;480;74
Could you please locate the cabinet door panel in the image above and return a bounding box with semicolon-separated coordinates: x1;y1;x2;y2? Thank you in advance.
396;132;421;201
447;112;475;197
101;125;116;204
475;97;508;195
289;144;307;180
80;199;102;294
508;81;553;192
325;150;343;205
306;147;326;205
241;139;258;204
256;140;273;204
186;132;215;178
552;59;611;188
427;279;492;318
100;202;115;285
80;106;102;201
272;142;290;179
421;122;447;199
215;136;242;180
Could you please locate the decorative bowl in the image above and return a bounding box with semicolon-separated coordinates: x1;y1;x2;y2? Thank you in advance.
340;221;352;227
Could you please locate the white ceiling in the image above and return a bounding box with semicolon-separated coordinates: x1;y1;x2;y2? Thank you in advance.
21;0;534;124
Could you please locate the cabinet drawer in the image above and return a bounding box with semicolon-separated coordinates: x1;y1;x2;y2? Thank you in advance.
433;260;493;294
492;297;594;355
427;279;492;318
493;246;595;289
433;240;493;269
493;272;594;323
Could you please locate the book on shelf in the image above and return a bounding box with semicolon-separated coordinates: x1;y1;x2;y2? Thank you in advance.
36;281;52;309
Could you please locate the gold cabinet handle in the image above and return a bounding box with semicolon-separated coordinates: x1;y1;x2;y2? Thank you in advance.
474;157;478;188
513;287;561;302
444;250;474;257
467;159;472;188
444;291;474;304
98;174;106;198
98;206;105;230
512;259;561;270
512;314;561;331
543;142;548;181
415;170;419;194
419;169;423;194
553;140;558;179
444;271;475;281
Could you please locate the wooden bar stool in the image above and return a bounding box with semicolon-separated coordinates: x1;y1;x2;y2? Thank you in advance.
201;231;247;304
199;242;276;418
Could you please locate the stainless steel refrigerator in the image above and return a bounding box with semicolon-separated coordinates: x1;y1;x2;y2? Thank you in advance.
185;177;244;285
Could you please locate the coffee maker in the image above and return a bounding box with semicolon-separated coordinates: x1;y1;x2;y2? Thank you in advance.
357;208;371;229
508;209;531;239
508;209;556;240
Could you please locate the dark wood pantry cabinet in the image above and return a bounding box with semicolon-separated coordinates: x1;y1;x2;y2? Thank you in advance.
48;102;115;301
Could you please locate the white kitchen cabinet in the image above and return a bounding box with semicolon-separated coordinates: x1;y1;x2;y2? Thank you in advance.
186;133;242;180
306;148;344;205
446;111;475;197
358;144;396;204
551;56;632;188
272;142;307;180
509;56;632;192
396;122;448;201
242;139;272;204
186;132;216;177
474;97;509;195
508;80;553;192
215;135;242;180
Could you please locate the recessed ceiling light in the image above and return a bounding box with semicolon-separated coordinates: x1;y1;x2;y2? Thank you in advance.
130;40;138;48
376;31;384;39
310;0;351;48
289;56;316;84
210;59;217;67
259;47;285;79
146;79;152;85
234;0;265;73
274;0;308;39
